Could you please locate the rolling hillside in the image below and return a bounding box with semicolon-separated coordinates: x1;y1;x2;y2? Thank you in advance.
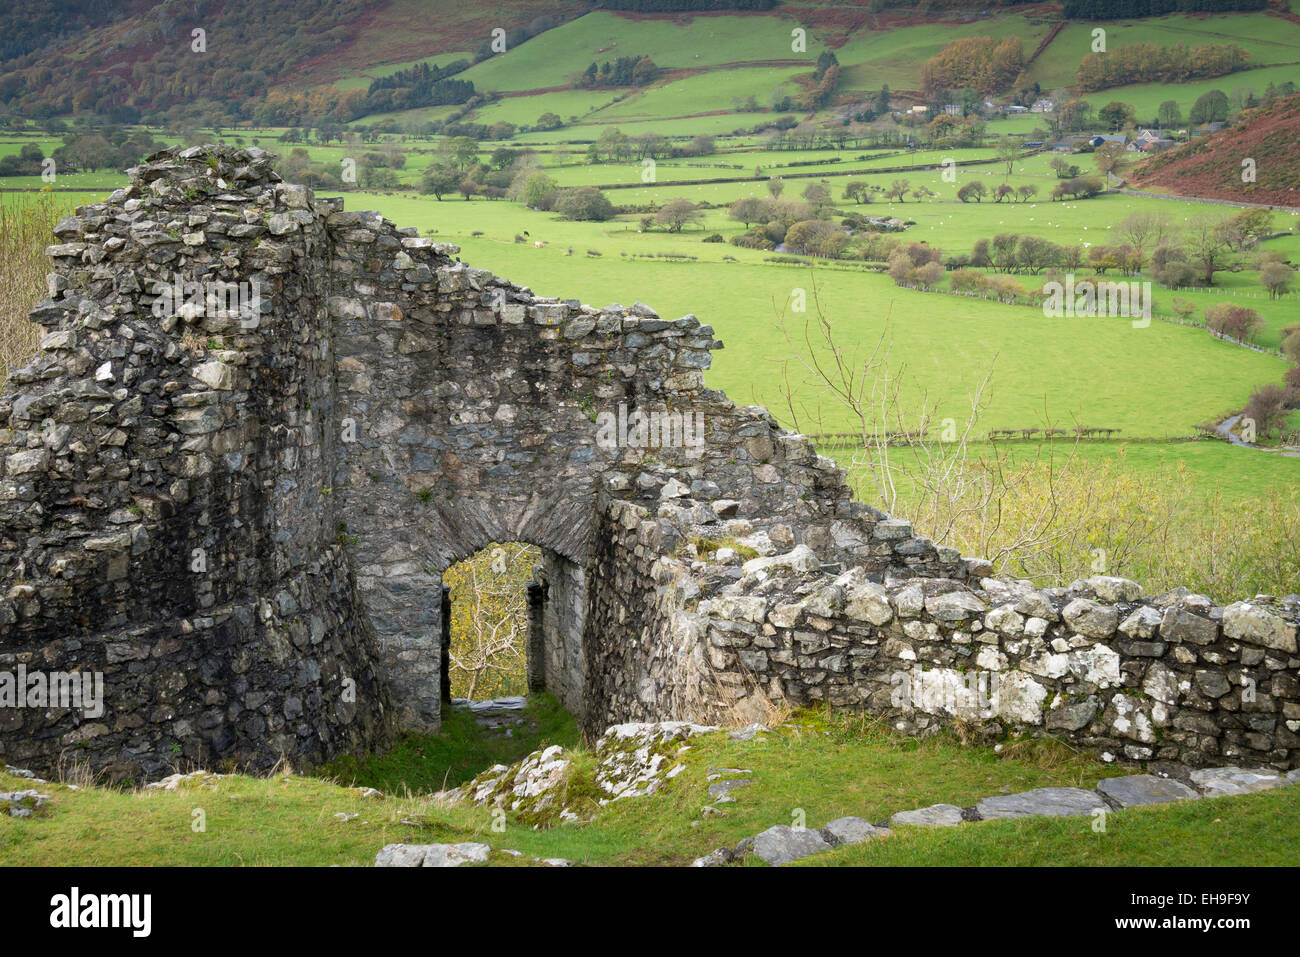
1134;90;1300;204
3;1;1298;133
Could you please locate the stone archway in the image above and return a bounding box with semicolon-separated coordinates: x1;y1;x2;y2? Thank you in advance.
323;215;719;730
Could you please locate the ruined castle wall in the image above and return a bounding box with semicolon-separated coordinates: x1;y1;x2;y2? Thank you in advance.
319;198;964;730
580;499;707;736
0;149;393;778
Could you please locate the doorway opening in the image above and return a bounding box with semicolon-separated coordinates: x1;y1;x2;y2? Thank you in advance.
443;542;542;702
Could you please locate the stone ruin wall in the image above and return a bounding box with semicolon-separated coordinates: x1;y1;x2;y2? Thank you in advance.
0;146;1296;779
0;148;394;779
599;497;1300;770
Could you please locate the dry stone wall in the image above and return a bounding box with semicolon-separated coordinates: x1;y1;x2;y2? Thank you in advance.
1;145;1296;778
610;496;1300;770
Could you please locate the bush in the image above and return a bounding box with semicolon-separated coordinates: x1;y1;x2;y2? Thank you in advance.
949;269;986;294
986;274;1027;303
1153;259;1198;290
913;261;945;290
1206;303;1264;343
1261;261;1295;300
702;233;723;243
1244;383;1290;439
784;219;849;258
762;220;789;245
887;250;915;286
1282;328;1300;364
508;168;559;209
730;229;773;250
554;186;615;221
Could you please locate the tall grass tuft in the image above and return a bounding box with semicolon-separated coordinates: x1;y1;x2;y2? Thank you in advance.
0;194;66;376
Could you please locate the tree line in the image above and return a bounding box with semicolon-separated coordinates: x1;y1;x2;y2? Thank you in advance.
1076;42;1248;92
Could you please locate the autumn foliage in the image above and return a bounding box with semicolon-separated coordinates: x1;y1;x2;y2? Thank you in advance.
920;37;1024;97
1075;42;1248;92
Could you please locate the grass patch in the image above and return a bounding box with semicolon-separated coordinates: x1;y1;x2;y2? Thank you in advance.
803;786;1300;867
3;706;1298;866
315;692;580;795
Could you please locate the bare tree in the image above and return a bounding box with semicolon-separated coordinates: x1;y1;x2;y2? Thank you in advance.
446;542;538;699
772;270;1130;578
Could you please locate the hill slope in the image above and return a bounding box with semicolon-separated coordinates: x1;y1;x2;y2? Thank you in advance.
1133;91;1300;205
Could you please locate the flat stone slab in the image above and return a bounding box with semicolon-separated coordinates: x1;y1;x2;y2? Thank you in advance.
890;803;965;827
374;842;491;867
752;825;831;866
1189;767;1284;797
457;697;527;713
822;816;890;845
976;787;1107;819
1096;774;1199;807
707;778;751;803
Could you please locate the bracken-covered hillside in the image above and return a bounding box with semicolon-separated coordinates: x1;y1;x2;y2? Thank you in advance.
1134;92;1300;206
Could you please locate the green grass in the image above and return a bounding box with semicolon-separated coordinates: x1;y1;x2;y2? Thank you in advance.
4;705;1296;866
316;692;580;794
807;786;1300;866
454;12;825;95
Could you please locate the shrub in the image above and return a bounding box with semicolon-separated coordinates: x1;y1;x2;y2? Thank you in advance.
949;268;986;294
887;250;916;286
553;186;615;221
1206;303;1264;343
762;220;789;245
1282;328;1300;364
1153;259;1198;290
1261;261;1295;300
1244;383;1290;439
509;168;559;209
905;242;941;267
784;219;849;258
702;233;723;243
730;229;773;250
986;274;1027;303
913;261;945;290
